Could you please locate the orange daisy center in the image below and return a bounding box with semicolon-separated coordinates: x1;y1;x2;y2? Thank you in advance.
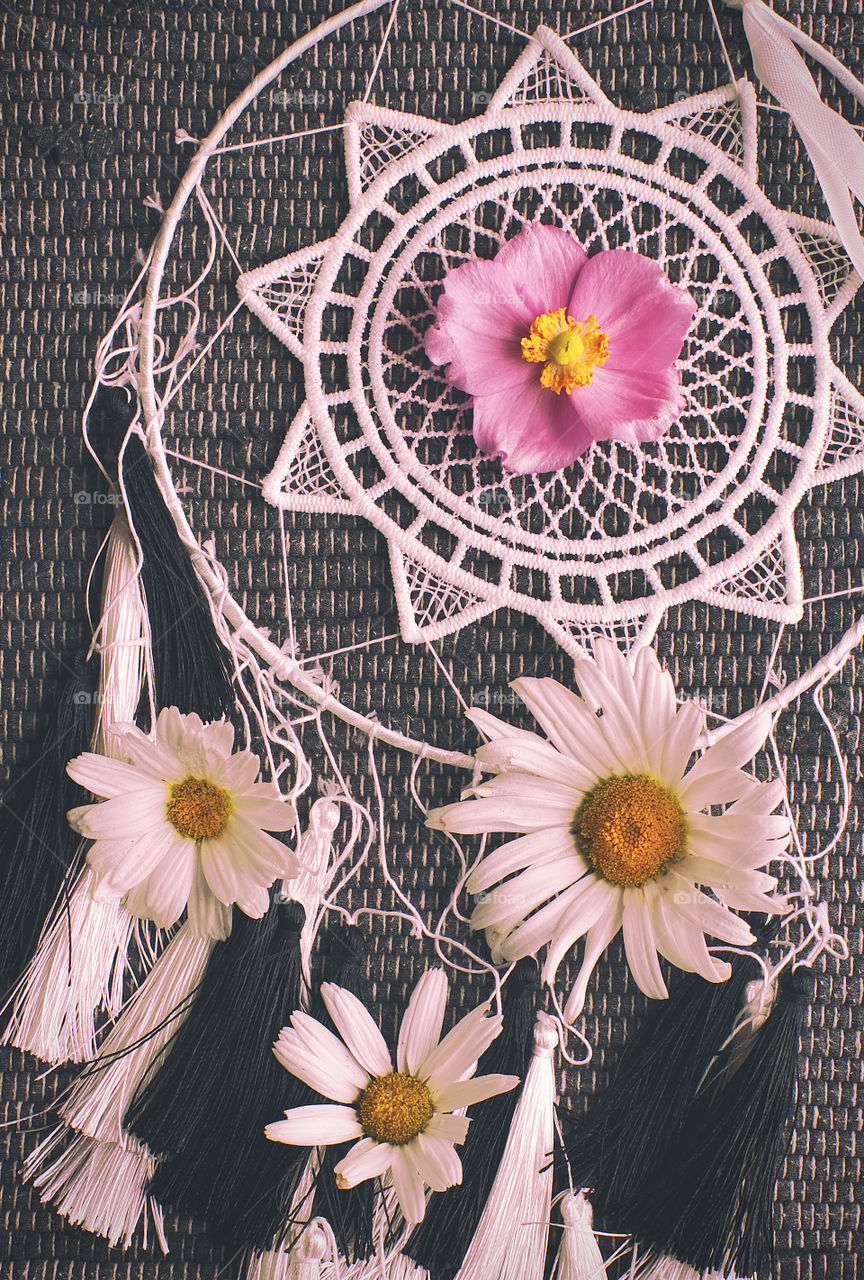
166;775;233;842
521;307;610;393
574;774;686;888
356;1072;434;1146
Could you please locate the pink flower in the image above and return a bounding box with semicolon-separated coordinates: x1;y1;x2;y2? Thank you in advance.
424;225;696;475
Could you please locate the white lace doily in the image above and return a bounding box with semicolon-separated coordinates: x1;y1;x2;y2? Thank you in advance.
239;25;863;659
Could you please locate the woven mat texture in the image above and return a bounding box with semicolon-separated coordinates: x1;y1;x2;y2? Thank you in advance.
1;1;863;1277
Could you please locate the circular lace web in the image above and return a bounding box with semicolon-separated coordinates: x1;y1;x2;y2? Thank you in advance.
299;100;830;646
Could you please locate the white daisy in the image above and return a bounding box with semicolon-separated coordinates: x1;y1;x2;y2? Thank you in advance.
426;641;789;1018
265;969;519;1223
66;707;298;940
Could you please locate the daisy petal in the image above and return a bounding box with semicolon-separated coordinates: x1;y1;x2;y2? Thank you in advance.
412;1132;463;1192
333;1138;394;1188
466;707;550;746
275;1012;369;1101
569;660;647;770
541;876;620;985
685;710;772;787
187;853;232;940
511;677;618;774
66;754;148;798
233;792;296;832
677;768;761;810
471;858;587;935
475;736;596;791
420;1006;503;1093
390;1145;428;1223
73;791;169;841
200;821;291;907
497;874;597;962
200;720;235;756
647;882;731;983
122;840;195;927
225;816;297;880
633;646;677;741
433;1073;519;1111
87;822;179;894
218;752;261;792
666;876;755;945
427;795;572;836
622;889;668;1000
657;702;703;789
592;639;642;724
265;1104;362;1146
682;856;778;898
563;900;625;1021
398;969;448;1075
425;1112;470;1144
469;772;582;809
466;827;580;896
322;984;392;1077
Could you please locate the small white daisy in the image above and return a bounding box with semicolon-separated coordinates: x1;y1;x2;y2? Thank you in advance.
426;641;789;1018
66;707;298;940
265;969;519;1223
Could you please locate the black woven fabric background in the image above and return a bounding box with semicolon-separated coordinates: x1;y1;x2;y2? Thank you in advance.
1;1;863;1277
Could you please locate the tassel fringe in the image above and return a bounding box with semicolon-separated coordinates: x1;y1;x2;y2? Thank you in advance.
454;1012;558;1280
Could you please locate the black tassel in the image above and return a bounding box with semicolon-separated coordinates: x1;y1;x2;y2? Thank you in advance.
125;898;307;1251
307;927;375;1264
624;968;812;1278
0;653;97;993
564;953;763;1227
120;430;235;722
403;958;541;1280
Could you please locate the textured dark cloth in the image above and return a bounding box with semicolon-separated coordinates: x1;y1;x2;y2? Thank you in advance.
1;1;862;1277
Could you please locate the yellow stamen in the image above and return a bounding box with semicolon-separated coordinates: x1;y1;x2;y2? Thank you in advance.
356;1072;434;1146
574;775;686;888
521;307;610;394
166;775;233;842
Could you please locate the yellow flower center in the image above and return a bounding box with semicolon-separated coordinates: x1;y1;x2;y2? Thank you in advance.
166;775;233;842
574;774;686;888
521;307;610;394
356;1072;435;1146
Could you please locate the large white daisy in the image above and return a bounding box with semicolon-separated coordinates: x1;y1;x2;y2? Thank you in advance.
66;707;298;940
426;641;789;1018
265;969;518;1223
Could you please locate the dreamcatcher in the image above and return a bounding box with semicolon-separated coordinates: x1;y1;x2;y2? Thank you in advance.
2;1;861;1277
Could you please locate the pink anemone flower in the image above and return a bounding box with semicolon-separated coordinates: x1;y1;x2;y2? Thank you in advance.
424;224;696;475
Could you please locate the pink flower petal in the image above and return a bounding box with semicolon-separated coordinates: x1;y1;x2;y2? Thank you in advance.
567;249;695;374
569;363;684;445
494;224;588;321
424;259;536;396
424;226;587;399
471;379;594;474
